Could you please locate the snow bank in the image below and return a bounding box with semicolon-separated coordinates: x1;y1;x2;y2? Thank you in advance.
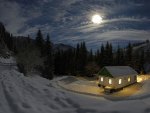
0;56;16;64
0;70;76;113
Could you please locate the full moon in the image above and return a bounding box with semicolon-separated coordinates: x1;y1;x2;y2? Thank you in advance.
92;14;102;24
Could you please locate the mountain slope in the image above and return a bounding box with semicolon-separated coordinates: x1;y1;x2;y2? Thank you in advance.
133;42;150;52
53;43;74;52
133;42;150;73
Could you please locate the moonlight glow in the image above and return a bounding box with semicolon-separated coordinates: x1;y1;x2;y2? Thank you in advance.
92;14;102;24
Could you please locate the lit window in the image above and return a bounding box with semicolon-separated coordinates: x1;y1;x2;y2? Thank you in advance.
109;79;112;84
119;79;122;84
128;77;131;82
101;77;103;82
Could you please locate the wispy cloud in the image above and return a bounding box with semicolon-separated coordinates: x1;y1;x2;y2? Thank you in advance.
104;17;150;23
0;0;150;50
0;0;42;35
97;30;150;41
0;1;27;35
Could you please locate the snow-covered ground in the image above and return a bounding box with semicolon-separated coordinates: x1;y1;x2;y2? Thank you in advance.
0;56;150;113
0;56;16;64
1;67;150;113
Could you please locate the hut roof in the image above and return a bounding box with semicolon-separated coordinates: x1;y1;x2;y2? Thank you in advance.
98;66;138;78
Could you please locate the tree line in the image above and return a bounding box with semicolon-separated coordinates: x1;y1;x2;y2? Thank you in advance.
0;22;149;80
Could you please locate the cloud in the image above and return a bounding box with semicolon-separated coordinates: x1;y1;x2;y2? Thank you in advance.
0;0;150;51
86;29;150;50
0;0;42;35
97;30;150;41
19;24;54;38
0;1;27;35
104;17;150;24
51;29;150;51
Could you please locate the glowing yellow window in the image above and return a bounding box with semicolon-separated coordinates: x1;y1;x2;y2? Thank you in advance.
101;77;103;82
109;79;112;84
128;77;131;82
119;79;122;84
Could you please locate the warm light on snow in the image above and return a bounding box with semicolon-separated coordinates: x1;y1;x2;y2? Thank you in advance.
137;75;150;82
92;14;102;24
137;77;143;83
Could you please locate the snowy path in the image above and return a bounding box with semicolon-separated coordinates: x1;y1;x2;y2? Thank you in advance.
0;69;150;113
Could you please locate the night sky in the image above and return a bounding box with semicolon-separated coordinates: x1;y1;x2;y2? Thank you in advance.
0;0;150;50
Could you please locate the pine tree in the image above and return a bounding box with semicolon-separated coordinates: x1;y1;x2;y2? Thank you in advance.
103;42;113;66
116;45;121;65
43;34;53;79
74;42;88;75
114;45;125;66
108;43;113;65
95;49;100;66
120;48;125;65
133;51;140;73
0;23;10;56
126;43;133;66
100;44;105;67
27;35;31;44
0;22;6;41
88;49;93;62
139;50;145;74
35;30;44;56
54;50;61;75
75;43;80;74
45;35;52;55
80;42;88;75
82;42;88;67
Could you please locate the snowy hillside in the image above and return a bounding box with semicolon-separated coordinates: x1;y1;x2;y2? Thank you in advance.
133;42;150;52
1;67;150;113
133;42;150;73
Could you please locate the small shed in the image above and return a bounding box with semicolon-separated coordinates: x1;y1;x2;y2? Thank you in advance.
98;66;138;90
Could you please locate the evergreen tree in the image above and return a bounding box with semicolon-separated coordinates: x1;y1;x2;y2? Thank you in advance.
103;42;113;66
81;42;88;68
35;30;44;56
27;35;31;44
78;42;88;75
95;44;104;67
108;43;113;65
43;34;53;79
88;49;93;62
75;43;80;74
0;22;6;41
126;43;133;66
3;32;11;50
133;51;140;73
104;42;109;65
95;49;100;66
100;44;105;67
54;50;61;75
120;48;125;65
116;45;121;65
139;50;145;74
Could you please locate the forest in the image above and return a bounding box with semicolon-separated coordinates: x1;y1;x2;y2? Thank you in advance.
0;22;149;80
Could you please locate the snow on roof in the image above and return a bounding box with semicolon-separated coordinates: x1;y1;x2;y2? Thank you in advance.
104;66;138;77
